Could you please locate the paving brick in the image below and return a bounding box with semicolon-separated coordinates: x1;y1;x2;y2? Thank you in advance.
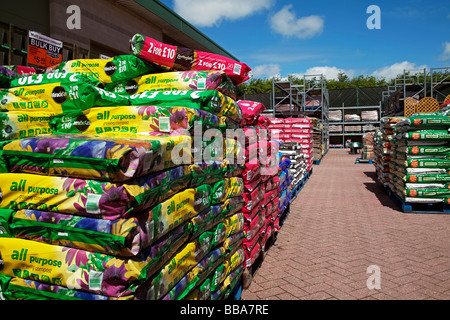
240;149;450;300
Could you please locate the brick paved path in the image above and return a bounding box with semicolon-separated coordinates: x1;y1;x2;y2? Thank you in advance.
241;149;450;300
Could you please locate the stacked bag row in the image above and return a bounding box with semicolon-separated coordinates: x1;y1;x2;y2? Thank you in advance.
278;142;305;191
0;33;253;300
389;111;450;205
235;101;281;282
373;117;403;187
362;132;376;160
310;117;325;162
268;117;314;172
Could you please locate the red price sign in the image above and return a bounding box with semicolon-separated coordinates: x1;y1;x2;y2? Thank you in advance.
27;31;63;68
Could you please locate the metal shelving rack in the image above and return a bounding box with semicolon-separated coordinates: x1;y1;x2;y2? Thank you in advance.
381;67;450;115
268;74;330;155
329;103;381;148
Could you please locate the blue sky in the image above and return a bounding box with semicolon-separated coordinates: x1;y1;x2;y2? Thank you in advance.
159;0;450;81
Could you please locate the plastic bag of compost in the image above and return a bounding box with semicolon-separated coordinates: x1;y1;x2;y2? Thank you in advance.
47;55;161;84
130;34;251;85
106;70;240;101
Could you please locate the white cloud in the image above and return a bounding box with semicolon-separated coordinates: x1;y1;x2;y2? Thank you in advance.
290;66;354;80
252;64;281;78
440;42;450;61
173;0;273;27
269;5;324;39
371;61;427;80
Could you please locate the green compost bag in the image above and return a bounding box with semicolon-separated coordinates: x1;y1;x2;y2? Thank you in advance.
398;186;450;199
127;89;242;123
47;55;161;84
400;158;450;169
9;72;101;88
403;130;450;141
403;172;450;184
395;145;450;156
397;114;450;128
105;70;241;101
0;80;128;114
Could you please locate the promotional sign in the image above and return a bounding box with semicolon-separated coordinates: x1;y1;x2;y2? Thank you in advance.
27;31;63;67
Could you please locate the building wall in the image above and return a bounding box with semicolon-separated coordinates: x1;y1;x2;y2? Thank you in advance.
49;0;162;57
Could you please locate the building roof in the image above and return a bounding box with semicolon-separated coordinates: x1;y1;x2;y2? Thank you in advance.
117;0;239;60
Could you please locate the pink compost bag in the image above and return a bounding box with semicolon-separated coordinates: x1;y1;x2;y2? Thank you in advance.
284;117;311;124
242;161;261;184
242;204;260;220
244;213;265;242
243;127;258;145
238;100;266;126
257;115;270;128
244;242;261;269
131;34;252;85
269;118;284;125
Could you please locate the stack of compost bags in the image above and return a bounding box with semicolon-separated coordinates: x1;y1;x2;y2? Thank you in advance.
389;112;450;205
373;117;403;187
278;142;304;192
268;117;313;172
234;101;279;285
310;117;324;162
362;132;375;160
0;46;250;299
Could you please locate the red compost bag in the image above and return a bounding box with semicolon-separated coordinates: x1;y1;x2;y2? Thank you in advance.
131;34;252;85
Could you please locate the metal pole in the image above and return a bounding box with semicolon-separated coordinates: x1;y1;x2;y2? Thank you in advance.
272;78;275;117
403;69;406;103
430;68;434;99
423;68;427;98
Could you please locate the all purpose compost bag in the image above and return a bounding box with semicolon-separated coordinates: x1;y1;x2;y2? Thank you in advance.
0;171;212;220
127;90;242;124
0;274;129;300
162;239;244;300
0;80;128;114
130;34;251;85
0;111;55;141
140;214;244;300
49;106;232;137
0;178;238;257
47;55;161;85
106;70;240;101
9;72;101;88
1;134;194;182
0;233;189;298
